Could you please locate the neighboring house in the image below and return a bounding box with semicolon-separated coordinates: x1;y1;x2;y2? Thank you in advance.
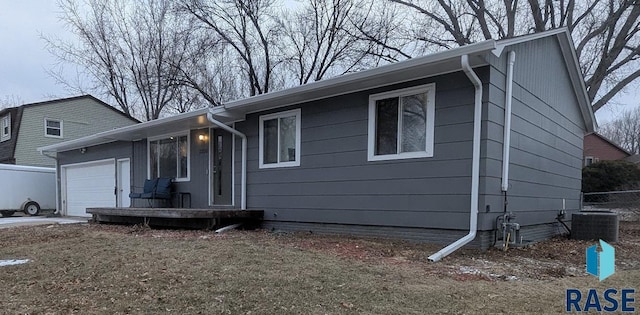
582;132;631;166
40;28;595;252
0;95;138;167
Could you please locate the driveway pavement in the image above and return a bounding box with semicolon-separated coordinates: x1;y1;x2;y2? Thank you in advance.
0;216;88;229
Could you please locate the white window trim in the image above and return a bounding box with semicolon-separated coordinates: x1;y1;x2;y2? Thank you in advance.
44;118;63;139
367;83;436;161
584;156;595;167
0;115;10;142
259;108;302;169
147;131;191;182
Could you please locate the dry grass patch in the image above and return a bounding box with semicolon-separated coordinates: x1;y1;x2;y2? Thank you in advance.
0;222;638;314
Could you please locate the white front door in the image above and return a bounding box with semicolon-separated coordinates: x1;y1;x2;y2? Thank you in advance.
117;159;131;207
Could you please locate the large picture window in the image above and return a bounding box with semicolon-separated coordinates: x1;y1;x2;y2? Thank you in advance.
0;115;10;142
148;134;189;181
259;109;301;168
367;83;435;161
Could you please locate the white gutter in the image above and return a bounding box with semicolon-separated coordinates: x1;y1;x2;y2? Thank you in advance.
206;109;247;210
501;51;516;192
428;54;482;262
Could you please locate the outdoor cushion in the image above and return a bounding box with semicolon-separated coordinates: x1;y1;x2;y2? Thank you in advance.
128;178;172;200
154;178;172;199
129;178;158;198
129;192;143;198
142;178;157;193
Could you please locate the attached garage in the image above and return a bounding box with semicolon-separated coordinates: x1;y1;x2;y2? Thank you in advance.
61;159;116;217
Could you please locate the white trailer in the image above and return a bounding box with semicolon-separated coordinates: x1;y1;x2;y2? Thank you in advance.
0;164;56;217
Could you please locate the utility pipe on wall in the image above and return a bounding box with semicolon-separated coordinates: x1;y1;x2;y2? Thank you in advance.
206;109;247;210
428;54;483;262
501;51;516;192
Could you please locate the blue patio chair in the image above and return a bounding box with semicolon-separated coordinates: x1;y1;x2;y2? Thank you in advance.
129;177;173;207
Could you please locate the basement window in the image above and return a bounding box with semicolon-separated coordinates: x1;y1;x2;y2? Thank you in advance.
45;118;63;138
148;133;190;181
1;115;10;142
368;83;436;161
259;109;301;169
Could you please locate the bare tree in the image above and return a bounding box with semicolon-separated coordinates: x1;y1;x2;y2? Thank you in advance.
387;0;640;112
178;0;280;97
171;33;242;107
600;107;640;154
47;0;201;120
0;95;24;110
280;0;383;85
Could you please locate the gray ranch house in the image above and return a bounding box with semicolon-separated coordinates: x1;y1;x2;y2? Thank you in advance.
39;29;595;260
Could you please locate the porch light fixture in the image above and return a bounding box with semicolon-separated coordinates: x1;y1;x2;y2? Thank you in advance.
79;147;87;154
198;134;208;142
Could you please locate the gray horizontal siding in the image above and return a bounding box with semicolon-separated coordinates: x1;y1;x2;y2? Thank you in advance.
261;207;472;229
246;159;473;183
479;35;585;234
248;176;473;196
237;70;483;230
57;141;133;166
263;221;495;249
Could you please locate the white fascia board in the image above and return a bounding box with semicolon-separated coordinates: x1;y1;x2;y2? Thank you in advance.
555;32;597;132
223;40;497;111
38;108;211;153
209;107;245;121
492;28;596;132
493;28;569;56
40;40;502;153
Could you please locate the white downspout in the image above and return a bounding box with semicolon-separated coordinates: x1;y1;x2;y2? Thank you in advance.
206;109;247;210
428;54;482;262
40;151;61;215
501;51;516;192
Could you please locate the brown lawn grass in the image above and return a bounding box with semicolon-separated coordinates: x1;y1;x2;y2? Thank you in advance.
0;222;638;314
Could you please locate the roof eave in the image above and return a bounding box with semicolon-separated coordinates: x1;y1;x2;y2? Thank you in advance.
493;28;596;133
555;30;597;132
223;40;497;113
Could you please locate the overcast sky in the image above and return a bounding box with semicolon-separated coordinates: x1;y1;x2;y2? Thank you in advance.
0;1;73;103
0;0;636;124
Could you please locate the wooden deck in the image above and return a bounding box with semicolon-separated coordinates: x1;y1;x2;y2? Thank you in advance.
87;207;263;230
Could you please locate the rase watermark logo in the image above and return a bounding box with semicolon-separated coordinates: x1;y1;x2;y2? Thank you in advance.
586;239;615;281
565;240;635;313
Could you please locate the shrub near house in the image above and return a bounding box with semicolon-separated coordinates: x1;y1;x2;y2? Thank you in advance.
582;160;640;193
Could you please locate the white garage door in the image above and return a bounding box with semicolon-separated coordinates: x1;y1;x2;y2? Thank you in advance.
63;160;116;217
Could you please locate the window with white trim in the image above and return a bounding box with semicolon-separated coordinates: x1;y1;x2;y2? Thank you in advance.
584;156;596;167
148;134;190;181
0;115;10;142
45;118;63;138
368;83;436;161
259;109;301;168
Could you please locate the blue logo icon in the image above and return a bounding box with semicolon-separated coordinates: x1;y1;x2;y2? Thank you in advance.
586;240;615;281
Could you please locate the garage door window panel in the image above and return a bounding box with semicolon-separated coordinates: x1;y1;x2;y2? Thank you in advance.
149;134;189;181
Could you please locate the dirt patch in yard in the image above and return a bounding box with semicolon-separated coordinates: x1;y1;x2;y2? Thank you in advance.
275;220;640;282
0;221;638;314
